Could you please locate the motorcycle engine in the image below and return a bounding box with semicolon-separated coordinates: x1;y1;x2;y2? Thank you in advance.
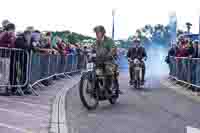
134;59;140;64
134;59;141;69
95;68;103;76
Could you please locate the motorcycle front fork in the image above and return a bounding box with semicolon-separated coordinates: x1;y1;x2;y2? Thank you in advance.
92;73;119;94
133;70;141;82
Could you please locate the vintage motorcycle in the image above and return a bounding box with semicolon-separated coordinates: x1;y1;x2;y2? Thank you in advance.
128;58;145;89
79;53;120;110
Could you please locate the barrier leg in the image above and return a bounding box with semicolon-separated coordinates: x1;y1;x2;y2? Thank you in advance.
23;84;38;96
170;78;178;85
38;82;46;88
29;85;38;96
65;74;72;79
14;87;25;96
35;83;45;89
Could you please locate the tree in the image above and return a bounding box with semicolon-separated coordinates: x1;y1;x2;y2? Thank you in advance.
186;22;192;33
68;33;77;44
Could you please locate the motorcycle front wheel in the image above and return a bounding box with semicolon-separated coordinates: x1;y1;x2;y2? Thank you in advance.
135;70;140;89
109;79;119;104
79;75;99;110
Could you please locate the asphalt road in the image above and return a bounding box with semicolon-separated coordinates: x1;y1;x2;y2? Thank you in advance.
65;72;200;133
0;76;80;133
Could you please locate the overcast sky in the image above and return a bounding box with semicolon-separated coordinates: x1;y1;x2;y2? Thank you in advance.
0;0;200;39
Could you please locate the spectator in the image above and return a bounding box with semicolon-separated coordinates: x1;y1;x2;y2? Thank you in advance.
42;32;58;54
31;30;52;54
176;39;189;57
40;34;50;48
69;44;76;54
61;41;68;55
31;30;41;47
52;36;62;53
31;30;54;86
0;23;16;95
2;20;10;31
166;44;177;75
0;23;16;48
40;32;51;49
168;44;177;57
186;43;192;57
64;43;72;54
75;44;82;69
16;30;32;50
83;46;88;56
9;30;33;95
45;32;52;48
190;40;199;58
51;35;58;51
56;38;66;55
26;26;34;33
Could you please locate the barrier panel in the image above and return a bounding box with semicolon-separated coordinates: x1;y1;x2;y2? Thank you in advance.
0;47;84;96
0;48;29;88
169;56;200;88
29;52;82;86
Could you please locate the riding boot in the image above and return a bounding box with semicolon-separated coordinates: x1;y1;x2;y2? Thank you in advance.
113;77;123;94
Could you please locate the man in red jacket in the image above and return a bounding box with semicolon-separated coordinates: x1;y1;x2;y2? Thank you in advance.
176;39;189;57
0;23;16;48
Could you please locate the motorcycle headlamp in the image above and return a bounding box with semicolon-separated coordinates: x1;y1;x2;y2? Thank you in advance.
134;59;140;64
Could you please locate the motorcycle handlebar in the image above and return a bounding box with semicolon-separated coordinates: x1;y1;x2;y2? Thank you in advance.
128;57;147;62
91;56;113;63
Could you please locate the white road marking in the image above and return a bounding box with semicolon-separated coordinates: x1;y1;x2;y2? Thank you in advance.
186;126;200;133
0;123;27;133
0;108;48;120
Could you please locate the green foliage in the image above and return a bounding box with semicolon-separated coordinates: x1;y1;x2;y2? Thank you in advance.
50;30;95;45
117;23;176;49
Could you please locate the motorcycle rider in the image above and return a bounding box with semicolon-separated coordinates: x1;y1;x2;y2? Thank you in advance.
92;25;123;95
127;38;147;85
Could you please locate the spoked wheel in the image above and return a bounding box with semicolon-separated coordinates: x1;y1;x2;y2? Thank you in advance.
134;70;140;89
79;75;99;110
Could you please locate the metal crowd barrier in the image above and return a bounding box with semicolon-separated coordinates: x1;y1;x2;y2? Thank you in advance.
0;47;30;95
27;52;82;95
0;47;85;96
169;56;200;89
